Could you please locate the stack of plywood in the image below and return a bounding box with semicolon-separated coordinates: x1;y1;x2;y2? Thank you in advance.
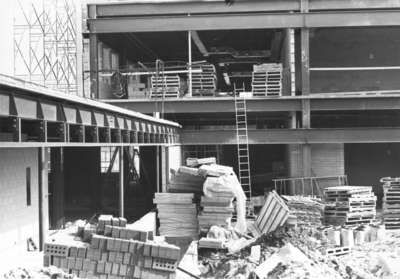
154;193;199;239
282;195;324;227
324;186;376;226
198;191;234;233
381;177;400;229
191;63;217;97
150;75;180;98
252;63;282;97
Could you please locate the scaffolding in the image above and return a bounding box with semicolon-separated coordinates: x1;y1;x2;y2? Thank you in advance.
13;0;77;94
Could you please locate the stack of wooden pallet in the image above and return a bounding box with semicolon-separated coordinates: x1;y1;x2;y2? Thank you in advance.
154;193;199;239
191;63;217;97
198;192;235;233
381;177;400;229
324;186;376;226
282;195;324;227
150;75;180;98
251;63;282;97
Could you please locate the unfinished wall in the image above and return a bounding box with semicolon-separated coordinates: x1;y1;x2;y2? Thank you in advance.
309;27;400;93
0;148;48;254
287;144;344;177
345;143;400;207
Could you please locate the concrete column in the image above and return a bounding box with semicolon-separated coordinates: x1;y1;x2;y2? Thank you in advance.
161;146;168;192
119;146;124;217
38;147;49;251
188;30;192;97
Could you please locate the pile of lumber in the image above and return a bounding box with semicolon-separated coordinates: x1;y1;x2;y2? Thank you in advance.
282;196;324;227
150;75;180;98
251;63;282;97
381;177;400;229
154;193;199;239
324;186;376;226
191;63;217;97
44;214;179;279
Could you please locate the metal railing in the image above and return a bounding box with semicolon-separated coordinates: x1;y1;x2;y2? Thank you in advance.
273;175;348;197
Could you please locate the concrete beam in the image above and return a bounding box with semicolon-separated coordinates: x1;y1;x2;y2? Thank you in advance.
181;127;400;145
87;10;400;33
93;0;400;18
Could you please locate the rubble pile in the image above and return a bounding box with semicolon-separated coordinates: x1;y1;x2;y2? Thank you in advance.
282;195;324;227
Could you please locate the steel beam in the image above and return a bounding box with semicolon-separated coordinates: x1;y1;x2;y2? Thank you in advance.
181;127;400;145
93;0;400;18
87;10;400;33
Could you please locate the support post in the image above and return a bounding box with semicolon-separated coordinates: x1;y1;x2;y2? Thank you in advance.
188;30;192;97
119;146;124;217
161;146;167;192
38;147;47;251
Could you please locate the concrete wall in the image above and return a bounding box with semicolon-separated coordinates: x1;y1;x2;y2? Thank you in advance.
309;27;400;93
0;148;48;254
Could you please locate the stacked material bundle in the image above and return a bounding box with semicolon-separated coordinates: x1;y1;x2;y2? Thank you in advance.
44;214;179;279
191;63;217;96
282;195;324;227
324;186;376;226
381;177;400;229
150;75;180;98
154;193;199;239
251;63;282;97
198;186;235;233
167;167;205;194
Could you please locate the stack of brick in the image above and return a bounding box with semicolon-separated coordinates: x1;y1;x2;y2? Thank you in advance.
381;177;400;229
44;214;180;279
324;186;376;226
154;193;199;239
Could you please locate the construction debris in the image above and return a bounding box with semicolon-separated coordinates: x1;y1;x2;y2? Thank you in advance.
282;195;324;227
44;214;181;279
381;177;400;229
252;190;290;236
324;186;376;226
154;193;199;239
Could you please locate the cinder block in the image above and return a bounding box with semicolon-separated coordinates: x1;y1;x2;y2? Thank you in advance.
128;240;137;253
115;252;124;264
83;259;92;271
105;225;113;236
119;217;127;227
67;257;76;269
71;269;79;277
97;261;106;273
131;230;140;240
69;246;78;257
119;264;128;276
158;246;166;259
119;228;127;239
75;257;83;270
43;255;50;267
120;240;129;252
52;256;61;267
91;235;100;248
99;274;108;279
140;231;148;242
127;265;135;277
107;238;115;251
114;239;122;251
136;242;144;255
129;253;137;266
99;236;107;250
108;251;117;262
60;258;68;269
144;256;153;268
89;260;97;272
143;243;151;256
92;249;102;261
77;247;87;258
112;217;120;227
151;244;160;258
78;270;87;278
112;227;120;238
133;266;141;279
123;253;131;265
105;262;113;274
111;263;120;275
136;255;144;267
101;252;108;262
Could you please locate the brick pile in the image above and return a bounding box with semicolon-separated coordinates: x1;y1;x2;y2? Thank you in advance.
44;215;180;279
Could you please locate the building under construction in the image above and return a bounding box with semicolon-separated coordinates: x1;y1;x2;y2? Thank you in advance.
2;0;400;277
